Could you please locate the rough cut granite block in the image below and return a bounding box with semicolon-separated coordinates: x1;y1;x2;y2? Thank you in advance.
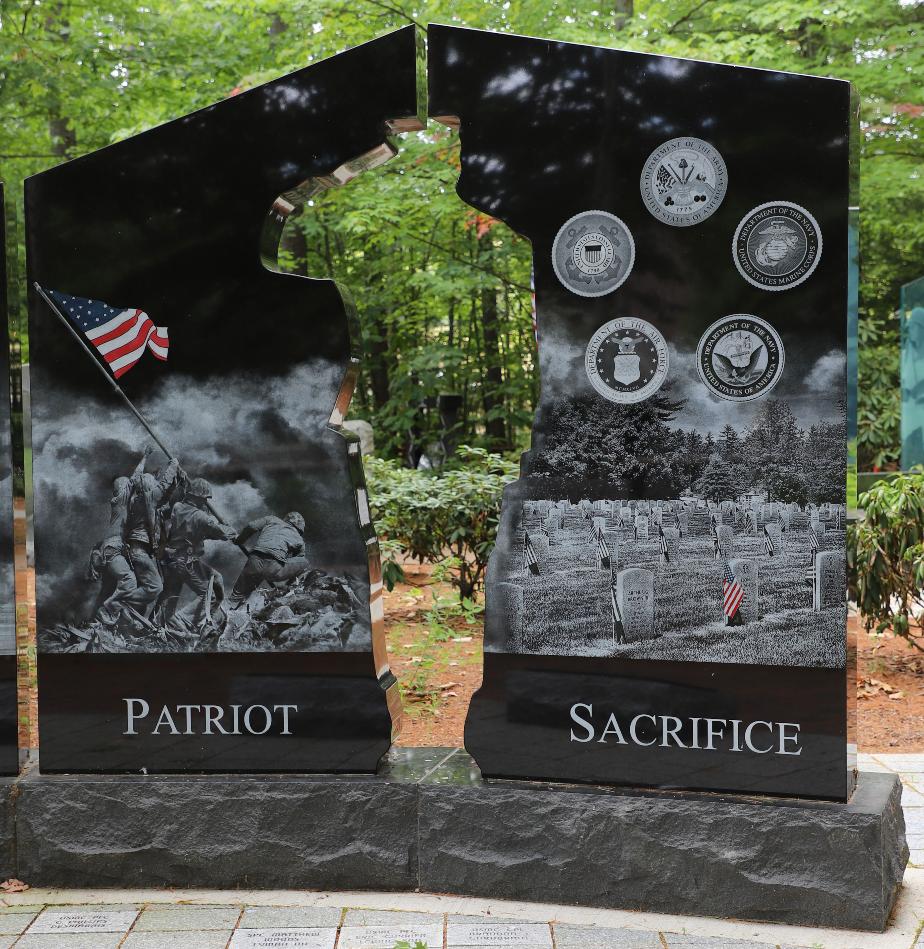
417;768;907;932
14;770;417;890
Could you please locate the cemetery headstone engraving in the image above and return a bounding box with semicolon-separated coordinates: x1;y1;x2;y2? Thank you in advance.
25;28;423;771
430;25;851;797
0;184;18;774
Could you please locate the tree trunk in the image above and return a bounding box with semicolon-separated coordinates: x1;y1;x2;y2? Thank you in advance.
614;0;633;31
478;238;508;451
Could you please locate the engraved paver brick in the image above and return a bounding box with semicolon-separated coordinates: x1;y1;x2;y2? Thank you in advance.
342;910;444;926
239;906;343;928
553;925;663;948
134;905;242;931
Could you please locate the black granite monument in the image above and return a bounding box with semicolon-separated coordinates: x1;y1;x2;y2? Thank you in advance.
430;25;853;799
25;28;423;773
0;184;18;775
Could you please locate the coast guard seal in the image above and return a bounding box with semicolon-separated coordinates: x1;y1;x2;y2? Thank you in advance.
640;137;727;226
552;210;635;297
585;317;669;404
696;314;784;401
733;201;822;291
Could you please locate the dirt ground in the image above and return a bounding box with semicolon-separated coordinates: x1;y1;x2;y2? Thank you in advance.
853;612;924;751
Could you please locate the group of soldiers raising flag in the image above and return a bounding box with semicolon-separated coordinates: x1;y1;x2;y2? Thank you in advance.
89;444;309;639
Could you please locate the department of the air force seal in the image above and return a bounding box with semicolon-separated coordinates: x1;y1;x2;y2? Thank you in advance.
640;137;727;227
733;201;822;291
585;317;669;404
696;314;784;402
552;210;635;297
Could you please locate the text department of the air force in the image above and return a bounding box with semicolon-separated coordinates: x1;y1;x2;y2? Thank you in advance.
569;704;803;755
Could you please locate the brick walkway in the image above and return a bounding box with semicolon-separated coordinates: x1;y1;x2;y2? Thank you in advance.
0;753;920;948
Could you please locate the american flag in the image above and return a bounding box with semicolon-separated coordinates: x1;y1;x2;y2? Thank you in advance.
710;513;718;537
763;524;776;557
595;524;611;569
810;523;819;561
47;289;168;379
723;560;744;623
611;584;626;644
713;533;720;560
538;519;549;538
658;525;670;563
778;511;786;533
524;532;540;576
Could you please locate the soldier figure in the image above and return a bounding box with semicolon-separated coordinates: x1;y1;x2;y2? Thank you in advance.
91;446;163;627
228;511;308;607
159;477;237;623
120;453;180;617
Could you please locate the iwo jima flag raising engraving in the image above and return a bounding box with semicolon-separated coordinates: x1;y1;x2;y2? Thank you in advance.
26;25;422;773
431;25;852;798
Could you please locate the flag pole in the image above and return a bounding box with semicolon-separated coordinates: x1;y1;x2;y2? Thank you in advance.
33;283;242;545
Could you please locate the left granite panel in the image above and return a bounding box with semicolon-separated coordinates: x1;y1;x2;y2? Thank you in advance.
23;27;423;773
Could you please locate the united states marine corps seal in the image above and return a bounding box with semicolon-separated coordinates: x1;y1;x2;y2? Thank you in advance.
733;201;822;291
696;314;784;402
552;210;635;297
640;137;727;226
585;317;669;404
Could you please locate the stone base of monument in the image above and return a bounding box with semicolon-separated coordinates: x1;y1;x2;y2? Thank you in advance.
0;748;906;932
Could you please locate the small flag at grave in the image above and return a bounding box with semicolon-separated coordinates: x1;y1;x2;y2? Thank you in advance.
658;525;669;564
763;525;776;557
44;288;169;378
778;511;786;533
539;519;549;538
810;523;819;562
523;532;540;576
595;524;610;569
713;533;720;561
723;560;744;626
610;583;626;644
710;513;718;537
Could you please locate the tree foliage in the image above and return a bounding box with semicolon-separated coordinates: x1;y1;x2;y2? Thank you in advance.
365;446;518;599
0;0;921;464
849;474;924;650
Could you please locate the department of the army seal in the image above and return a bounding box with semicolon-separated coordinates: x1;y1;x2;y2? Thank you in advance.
640;137;727;226
552;210;635;297
585;317;669;404
733;201;822;291
696;314;784;402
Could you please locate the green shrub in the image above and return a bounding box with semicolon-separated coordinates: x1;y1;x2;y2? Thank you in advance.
849;471;924;648
365;446;518;601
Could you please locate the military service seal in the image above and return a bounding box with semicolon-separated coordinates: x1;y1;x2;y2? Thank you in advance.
552;210;635;297
585;317;669;404
640;137;727;226
733;201;822;291
696;314;784;402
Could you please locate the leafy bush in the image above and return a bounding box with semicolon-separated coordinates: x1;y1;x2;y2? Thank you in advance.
365;446;518;600
849;472;924;648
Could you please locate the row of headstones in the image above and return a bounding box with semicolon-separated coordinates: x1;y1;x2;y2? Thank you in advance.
526;501;844;538
503;550;847;648
524;498;847;518
528;517;834;566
